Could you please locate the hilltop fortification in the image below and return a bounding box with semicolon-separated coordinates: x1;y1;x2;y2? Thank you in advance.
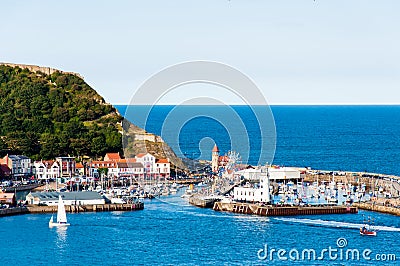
0;62;83;79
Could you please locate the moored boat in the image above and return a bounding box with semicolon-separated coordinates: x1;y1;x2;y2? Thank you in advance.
49;195;70;228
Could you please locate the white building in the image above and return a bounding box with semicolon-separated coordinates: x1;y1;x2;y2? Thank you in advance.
135;153;156;174
89;161;117;178
116;162;144;179
55;157;76;178
75;163;85;176
155;158;170;179
88;153;170;180
33;160;60;180
234;167;302;181
233;169;271;203
3;155;32;178
26;191;105;206
135;153;170;179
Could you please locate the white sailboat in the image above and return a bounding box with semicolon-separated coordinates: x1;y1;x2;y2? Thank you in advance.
49;195;70;227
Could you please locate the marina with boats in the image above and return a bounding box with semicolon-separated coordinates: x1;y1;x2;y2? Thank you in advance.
182;145;400;220
1;145;400;223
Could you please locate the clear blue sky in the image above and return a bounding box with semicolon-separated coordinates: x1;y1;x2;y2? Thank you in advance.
1;0;399;105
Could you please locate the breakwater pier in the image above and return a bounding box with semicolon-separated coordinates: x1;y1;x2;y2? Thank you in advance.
0;203;144;217
353;202;400;216
213;202;358;216
188;195;222;208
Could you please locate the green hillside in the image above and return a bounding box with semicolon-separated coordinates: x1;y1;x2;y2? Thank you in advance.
0;65;122;160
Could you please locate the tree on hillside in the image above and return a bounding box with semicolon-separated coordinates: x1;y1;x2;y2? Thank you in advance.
0;66;123;159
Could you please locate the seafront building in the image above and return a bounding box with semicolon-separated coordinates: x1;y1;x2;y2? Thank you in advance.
0;164;11;179
26;191;105;206
1;155;32;179
210;145;304;203
89;152;170;181
232;167;303;203
33;160;60;181
0;192;16;206
56;157;76;178
233;168;271;203
1;152;171;188
234;167;303;181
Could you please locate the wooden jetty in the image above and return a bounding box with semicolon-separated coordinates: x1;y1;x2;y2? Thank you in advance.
0;203;144;217
213;202;357;216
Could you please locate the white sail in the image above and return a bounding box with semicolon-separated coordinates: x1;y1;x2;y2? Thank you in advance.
49;215;54;227
56;195;68;224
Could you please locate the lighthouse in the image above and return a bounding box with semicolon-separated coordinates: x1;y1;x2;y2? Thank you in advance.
211;144;219;173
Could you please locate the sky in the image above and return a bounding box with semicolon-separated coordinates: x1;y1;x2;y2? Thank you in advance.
1;0;399;105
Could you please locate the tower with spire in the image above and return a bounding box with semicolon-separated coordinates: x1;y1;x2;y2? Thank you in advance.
211;144;219;173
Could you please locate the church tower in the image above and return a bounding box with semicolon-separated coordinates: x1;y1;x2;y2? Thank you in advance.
211;144;219;173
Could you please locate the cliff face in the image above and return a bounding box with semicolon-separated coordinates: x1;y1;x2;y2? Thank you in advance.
122;119;186;170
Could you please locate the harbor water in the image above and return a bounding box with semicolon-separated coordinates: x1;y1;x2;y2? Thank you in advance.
1;193;400;265
117;105;400;176
1;105;400;265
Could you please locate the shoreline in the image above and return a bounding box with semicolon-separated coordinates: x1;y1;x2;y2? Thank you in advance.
188;168;400;217
213;202;358;216
0;203;144;217
353;202;400;216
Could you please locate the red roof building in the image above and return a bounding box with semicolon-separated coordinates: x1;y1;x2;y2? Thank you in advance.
212;145;219;153
0;192;16;206
156;158;169;164
0;164;11;178
104;153;121;162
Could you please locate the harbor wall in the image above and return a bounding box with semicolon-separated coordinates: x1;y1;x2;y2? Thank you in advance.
188;196;216;208
0;207;29;217
0;203;144;217
213;202;358;216
27;203;144;213
353;202;400;216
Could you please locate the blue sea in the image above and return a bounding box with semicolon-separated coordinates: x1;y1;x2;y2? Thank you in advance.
118;105;400;176
1;105;400;265
1;195;400;265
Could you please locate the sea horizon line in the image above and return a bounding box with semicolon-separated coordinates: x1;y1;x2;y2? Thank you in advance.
112;103;400;106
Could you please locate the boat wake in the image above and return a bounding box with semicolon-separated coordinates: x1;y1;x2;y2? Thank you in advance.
275;217;400;232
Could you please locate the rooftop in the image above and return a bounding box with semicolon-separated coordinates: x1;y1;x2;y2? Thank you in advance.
104;152;121;161
29;191;103;201
212;145;219;152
